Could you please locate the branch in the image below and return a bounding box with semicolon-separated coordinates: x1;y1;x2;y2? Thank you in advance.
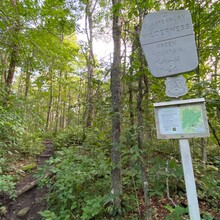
208;120;220;147
16;172;52;197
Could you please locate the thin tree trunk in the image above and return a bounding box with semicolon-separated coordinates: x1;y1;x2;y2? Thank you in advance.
128;40;135;129
67;87;71;127
4;0;20;105
1;53;8;84
137;74;150;219
55;71;62;133
127;38;136;163
46;71;53;132
136;4;151;214
213;57;220;122
61;101;66;129
24;55;33;99
25;67;31;99
6;45;18;89
77;78;83;128
84;0;96;129
60;72;67;129
208;120;220;147
111;0;122;212
195;4;207;163
17;71;24;95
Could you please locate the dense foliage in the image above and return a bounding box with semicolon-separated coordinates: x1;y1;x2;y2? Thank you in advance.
0;0;219;219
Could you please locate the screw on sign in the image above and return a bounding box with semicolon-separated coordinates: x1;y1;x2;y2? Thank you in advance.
140;10;198;78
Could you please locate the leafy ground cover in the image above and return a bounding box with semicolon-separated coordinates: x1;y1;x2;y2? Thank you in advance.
36;129;220;220
0;129;219;219
0;140;53;219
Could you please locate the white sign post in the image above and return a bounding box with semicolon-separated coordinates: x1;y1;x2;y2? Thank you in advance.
179;139;200;220
140;10;210;220
153;99;210;220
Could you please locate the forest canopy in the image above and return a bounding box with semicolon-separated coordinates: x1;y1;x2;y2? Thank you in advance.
0;0;219;219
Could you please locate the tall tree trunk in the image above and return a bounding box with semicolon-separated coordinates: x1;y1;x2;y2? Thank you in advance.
6;45;18;89
46;70;53;132
61;72;67;129
1;53;8;84
55;71;62;133
111;0;122;212
61;101;66;129
136;3;151;216
128;37;136;151
67;87;71;127
84;0;96;129
4;0;20;105
195;4;207;163
24;65;31;99
24;55;33;99
137;74;151;219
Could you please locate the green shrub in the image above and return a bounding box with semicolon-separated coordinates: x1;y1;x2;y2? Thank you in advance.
0;106;24;151
165;205;188;220
0;175;16;198
196;163;220;207
54;126;84;149
40;145;110;220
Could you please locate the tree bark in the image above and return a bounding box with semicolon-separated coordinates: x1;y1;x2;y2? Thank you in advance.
46;70;53;132
4;0;20;104
16;172;52;197
137;74;150;219
24;62;31;99
54;71;62;133
84;0;96;129
195;4;207;163
136;4;151;215
128;40;135;129
111;0;122;212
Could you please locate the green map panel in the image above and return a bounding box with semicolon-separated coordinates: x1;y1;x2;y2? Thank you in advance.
180;105;205;134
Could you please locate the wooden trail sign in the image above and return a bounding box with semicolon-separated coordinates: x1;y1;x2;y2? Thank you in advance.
140;10;198;77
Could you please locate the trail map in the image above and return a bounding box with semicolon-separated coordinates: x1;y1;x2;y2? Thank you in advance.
180;105;205;133
158;104;206;135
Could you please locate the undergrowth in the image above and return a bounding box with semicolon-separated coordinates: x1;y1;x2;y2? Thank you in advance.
38;128;220;220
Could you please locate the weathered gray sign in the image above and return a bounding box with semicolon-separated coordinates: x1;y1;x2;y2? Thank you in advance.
165;75;188;98
140;10;198;77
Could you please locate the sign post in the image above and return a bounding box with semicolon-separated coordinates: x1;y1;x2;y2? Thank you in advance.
179;139;200;220
140;10;210;220
153;98;209;220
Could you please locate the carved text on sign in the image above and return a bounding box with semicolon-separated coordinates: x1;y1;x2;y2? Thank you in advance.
140;10;198;78
142;24;191;39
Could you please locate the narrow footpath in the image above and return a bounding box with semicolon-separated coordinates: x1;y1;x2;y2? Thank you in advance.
1;140;54;220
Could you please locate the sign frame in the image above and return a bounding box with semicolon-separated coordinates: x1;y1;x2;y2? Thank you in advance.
154;98;210;139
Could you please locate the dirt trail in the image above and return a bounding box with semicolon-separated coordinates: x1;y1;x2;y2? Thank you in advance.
2;140;53;220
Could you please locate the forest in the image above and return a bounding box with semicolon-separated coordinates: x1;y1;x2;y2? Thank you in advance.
0;0;219;219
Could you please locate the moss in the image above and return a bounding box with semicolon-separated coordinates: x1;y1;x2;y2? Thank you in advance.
21;163;37;171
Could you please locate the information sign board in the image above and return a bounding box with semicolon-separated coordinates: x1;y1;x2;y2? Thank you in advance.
140;10;198;77
154;98;210;139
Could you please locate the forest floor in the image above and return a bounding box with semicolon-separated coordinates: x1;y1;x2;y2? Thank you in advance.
0;140;219;220
0;140;53;220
